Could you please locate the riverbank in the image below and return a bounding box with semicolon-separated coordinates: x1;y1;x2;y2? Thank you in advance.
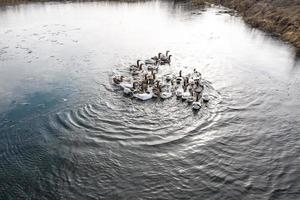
192;0;300;54
1;0;299;53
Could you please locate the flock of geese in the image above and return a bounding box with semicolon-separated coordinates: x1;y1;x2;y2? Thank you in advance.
112;51;210;110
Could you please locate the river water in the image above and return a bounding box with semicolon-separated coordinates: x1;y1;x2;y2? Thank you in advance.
0;0;300;199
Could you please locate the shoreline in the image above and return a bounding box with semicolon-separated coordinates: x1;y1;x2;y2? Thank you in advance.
192;0;300;54
1;0;299;54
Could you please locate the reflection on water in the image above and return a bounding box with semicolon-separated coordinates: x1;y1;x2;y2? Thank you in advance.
0;1;300;199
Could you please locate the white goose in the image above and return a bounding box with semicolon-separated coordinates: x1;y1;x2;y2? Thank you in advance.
120;82;133;89
133;75;153;100
161;92;172;99
202;93;210;102
161;84;173;99
176;70;184;84
175;84;184;97
133;89;153;101
134;92;153;101
192;95;202;110
119;78;135;95
182;89;192;100
175;70;184;97
187;92;194;104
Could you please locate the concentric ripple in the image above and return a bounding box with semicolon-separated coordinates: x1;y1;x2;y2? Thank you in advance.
48;80;221;146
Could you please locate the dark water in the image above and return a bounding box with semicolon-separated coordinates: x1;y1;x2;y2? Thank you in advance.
1;1;300;199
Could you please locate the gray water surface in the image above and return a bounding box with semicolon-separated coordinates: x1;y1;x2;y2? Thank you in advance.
0;1;300;199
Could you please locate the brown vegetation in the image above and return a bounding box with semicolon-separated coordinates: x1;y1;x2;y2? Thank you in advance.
192;0;300;53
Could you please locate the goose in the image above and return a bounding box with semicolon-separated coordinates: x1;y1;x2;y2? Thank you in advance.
181;79;191;100
161;55;172;64
194;82;204;94
175;84;184;97
160;85;172;99
187;91;194;104
166;50;170;57
165;75;173;82
133;91;153;101
121;83;136;96
202;93;210;102
120;82;133;89
176;70;184;84
123;88;132;95
120;77;135;92
189;78;195;89
192;94;202;110
152;81;161;98
147;69;156;85
175;75;184;97
159;51;169;60
123;81;140;95
161;91;172;99
141;74;149;91
182;90;191;100
131;63;144;76
132;74;151;100
150;53;162;62
133;81;153;101
130;60;141;71
112;75;124;85
155;51;171;65
192;69;202;80
145;58;158;65
147;64;159;71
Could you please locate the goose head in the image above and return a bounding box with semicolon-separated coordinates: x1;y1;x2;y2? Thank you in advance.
166;50;170;56
158;52;162;58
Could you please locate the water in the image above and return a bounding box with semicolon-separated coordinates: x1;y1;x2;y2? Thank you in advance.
0;0;300;199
